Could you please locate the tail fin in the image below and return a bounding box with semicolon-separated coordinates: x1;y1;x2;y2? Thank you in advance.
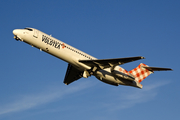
129;63;153;83
129;63;172;83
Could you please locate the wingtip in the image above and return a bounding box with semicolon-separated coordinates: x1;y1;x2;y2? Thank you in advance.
141;56;145;59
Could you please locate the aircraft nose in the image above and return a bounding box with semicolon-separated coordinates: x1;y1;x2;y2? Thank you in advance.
13;29;19;35
13;29;22;40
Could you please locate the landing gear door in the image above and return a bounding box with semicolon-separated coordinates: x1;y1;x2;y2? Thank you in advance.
33;29;39;38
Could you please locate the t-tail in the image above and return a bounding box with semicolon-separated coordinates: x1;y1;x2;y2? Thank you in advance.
129;63;172;88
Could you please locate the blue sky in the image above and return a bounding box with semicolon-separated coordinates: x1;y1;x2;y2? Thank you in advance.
0;0;179;120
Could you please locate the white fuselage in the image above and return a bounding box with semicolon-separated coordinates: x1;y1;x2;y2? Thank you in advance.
13;28;141;88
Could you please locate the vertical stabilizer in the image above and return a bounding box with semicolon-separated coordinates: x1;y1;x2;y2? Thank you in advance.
129;63;153;83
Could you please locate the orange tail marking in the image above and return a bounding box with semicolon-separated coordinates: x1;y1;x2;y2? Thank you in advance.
129;63;152;83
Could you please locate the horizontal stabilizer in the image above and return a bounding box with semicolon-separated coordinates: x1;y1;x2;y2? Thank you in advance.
143;66;173;71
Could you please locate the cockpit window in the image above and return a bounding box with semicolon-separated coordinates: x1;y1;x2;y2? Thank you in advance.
24;28;33;31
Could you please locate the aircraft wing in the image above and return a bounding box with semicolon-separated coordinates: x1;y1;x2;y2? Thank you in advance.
64;64;83;85
79;56;145;70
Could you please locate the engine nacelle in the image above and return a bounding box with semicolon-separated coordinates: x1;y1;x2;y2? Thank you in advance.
95;70;120;86
111;70;134;81
94;69;142;88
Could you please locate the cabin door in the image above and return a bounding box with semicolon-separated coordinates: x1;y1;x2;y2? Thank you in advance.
33;29;39;38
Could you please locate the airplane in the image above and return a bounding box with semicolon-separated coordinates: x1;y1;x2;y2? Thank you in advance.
12;28;172;89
